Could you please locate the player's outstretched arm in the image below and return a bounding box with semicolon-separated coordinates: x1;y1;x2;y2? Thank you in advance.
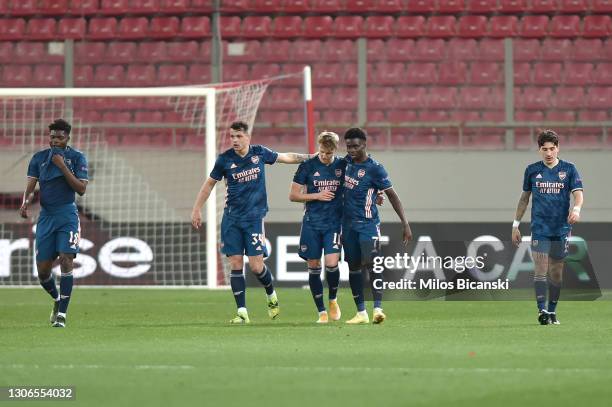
276;152;313;164
191;177;218;229
384;188;412;244
512;191;531;246
19;177;38;219
51;154;87;195
568;190;583;225
289;182;334;203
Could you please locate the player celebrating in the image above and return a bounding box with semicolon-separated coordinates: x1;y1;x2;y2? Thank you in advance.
342;128;412;324
512;130;583;325
191;121;310;324
289;131;345;324
19;119;88;328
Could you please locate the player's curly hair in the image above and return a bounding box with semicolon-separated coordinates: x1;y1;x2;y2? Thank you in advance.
49;118;71;135
230;121;249;133
317;131;339;150
537;129;559;147
344;127;367;140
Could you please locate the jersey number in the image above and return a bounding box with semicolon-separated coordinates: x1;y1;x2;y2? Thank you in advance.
69;231;80;250
251;233;264;246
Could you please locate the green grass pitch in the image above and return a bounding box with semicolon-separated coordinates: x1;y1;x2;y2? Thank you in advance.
1;288;612;407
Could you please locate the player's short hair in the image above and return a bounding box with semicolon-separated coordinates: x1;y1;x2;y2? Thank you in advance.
537;129;559;147
49;118;71;135
230;121;249;133
344;127;367;140
317;131;339;150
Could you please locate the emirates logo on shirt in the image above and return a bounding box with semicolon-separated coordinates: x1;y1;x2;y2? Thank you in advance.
251;156;260;164
559;171;567;180
358;169;366;178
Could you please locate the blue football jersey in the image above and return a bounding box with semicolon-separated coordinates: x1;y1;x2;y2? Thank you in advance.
210;144;278;220
27;147;88;214
342;155;392;224
523;159;583;236
293;155;346;228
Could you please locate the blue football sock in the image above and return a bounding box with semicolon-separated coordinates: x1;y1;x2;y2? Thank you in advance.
349;269;365;312
534;276;547;311
326;265;340;301
256;266;275;296
548;279;561;313
308;267;325;312
39;274;59;301
368;266;383;309
58;272;73;314
230;269;246;309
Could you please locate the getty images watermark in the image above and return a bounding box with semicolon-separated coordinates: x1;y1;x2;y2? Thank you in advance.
371;253;510;291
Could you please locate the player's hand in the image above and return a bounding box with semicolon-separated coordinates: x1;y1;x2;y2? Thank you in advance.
376;191;385;206
512;227;522;247
19;202;28;219
402;223;412;245
191;209;202;229
51;154;66;167
568;211;580;225
316;190;334;201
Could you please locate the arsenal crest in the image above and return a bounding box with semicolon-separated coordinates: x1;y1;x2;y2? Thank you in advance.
300;245;307;252
357;169;366;178
558;171;567;180
251;155;260;164
335;169;342;177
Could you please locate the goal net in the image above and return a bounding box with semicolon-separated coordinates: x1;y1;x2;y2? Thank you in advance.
0;69;311;288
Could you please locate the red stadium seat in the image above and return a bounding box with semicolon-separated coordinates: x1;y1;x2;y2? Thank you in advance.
313;88;333;109
220;0;248;11
469;62;502;84
223;63;249;82
518;87;553;109
515;110;544;121
88;17;118;40
489;16;519;38
371;62;405;85
250;63;281;80
550;15;581;37
540;39;572;61
323;39;356;60
333;87;358;108
396;86;427;108
116;17;148;39
534;62;563;85
14;42;45;63
220;17;242;37
129;0;159;13
563;63;593;85
593;63;612;84
335;16;365;38
137;41;167;62
74;65;94;85
126;64;156;86
180;16;210;38
224;40;261;62
75;42;105;63
412;39;446;61
281;0;312;12
69;0;100;14
134;111;164;123
261;40;290;61
385;38;415;61
258;110;290;125
33;65;63;86
158;65;187;85
498;0;528;13
0;43;13;63
387;110;418;123
457;16;488;38
546;111;576;121
368;87;395;109
586;87;612;109
367;39;387;60
591;0;612;12
467;0;499;12
106;42;137;64
406;63;437;84
187;64;211;83
427;16;457;38
481;110;505;121
427;87;457;109
58;18;86;39
323;110;355;124
438;62;467;85
165;41;200;63
528;0;558;12
519;16;550;38
313;63;345;85
150;17;179;39
102;111;132;123
40;0;69;15
344;0;374;11
459;87;490;109
583;15;612;37
376;0;404;12
478;39;504;61
2;65;32;86
9;0;37;15
249;0;281;12
292;40;321;61
94;64;125;85
513;39;540;61
27;19;57;40
406;0;437;12
513;62;532;84
558;0;587;12
160;0;189;13
365;16;395;38
304;16;334;38
604;39;612;60
272;16;303;38
100;0;129;14
438;0;466;13
395;16;426;37
571;39;603;61
447;38;478;61
267;87;301;109
419;110;451;122
578;110;608;121
554;87;586;109
242;16;272;38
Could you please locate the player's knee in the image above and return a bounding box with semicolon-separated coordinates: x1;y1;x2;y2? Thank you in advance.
36;261;53;280
307;259;321;269
228;256;243;270
58;253;74;270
